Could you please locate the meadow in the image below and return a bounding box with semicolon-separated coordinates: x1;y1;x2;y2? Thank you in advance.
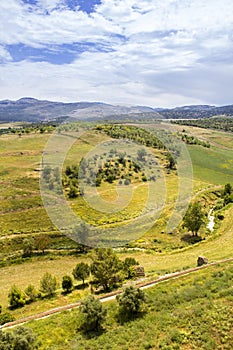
0;122;233;324
25;260;233;350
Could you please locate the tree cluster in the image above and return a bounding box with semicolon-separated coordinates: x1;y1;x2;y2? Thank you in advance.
8;272;58;310
22;234;51;257
5;249;141;326
180;133;210;148
96;124;165;149
222;183;233;205
0;326;37;350
42;165;61;192
79;286;146;333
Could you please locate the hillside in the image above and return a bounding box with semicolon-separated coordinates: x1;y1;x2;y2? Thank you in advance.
19;260;233;349
1;98;233;122
0;121;233;350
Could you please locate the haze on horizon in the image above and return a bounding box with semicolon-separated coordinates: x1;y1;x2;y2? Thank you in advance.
0;0;233;108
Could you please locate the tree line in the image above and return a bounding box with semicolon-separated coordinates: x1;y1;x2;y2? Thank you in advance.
2;249;141;318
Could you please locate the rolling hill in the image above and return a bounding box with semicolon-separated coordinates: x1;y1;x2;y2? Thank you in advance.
0;98;233;122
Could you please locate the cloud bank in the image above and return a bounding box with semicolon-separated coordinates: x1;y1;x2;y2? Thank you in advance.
0;0;233;107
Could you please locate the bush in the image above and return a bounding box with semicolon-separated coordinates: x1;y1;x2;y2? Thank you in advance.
12;326;37;350
8;285;26;309
117;286;146;319
24;284;38;302
123;257;139;279
62;275;73;293
0;312;15;326
68;185;78;198
40;272;57;297
22;238;34;258
124;179;131;185
79;295;107;332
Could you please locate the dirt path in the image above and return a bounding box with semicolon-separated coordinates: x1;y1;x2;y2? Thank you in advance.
1;257;233;330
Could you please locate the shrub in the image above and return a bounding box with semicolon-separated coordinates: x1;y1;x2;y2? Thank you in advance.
13;326;37;350
79;295;107;332
62;275;73;293
40;272;57;297
8;285;26;309
123;257;139;279
0;312;15;326
22;238;34;258
117;286;146;319
24;284;38;302
124;179;131;185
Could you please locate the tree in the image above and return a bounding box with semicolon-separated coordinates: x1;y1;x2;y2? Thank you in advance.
12;326;37;350
79;295;107;332
223;183;232;195
62;275;73;293
68;184;78;198
22;238;34;257
166;152;176;169
72;262;90;285
116;286;146;319
90;248;123;291
0;330;14;350
34;234;50;254
40;272;57;297
183;202;205;236
8;285;26;309
24;284;38;302
123;257;139;279
137;148;147;162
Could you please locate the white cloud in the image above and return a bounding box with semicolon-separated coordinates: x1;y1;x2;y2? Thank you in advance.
0;0;233;106
0;46;12;62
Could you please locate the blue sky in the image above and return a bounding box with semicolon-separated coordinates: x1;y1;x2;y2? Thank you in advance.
0;0;233;107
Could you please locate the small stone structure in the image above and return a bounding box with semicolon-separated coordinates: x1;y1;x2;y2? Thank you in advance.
197;256;208;267
133;265;145;277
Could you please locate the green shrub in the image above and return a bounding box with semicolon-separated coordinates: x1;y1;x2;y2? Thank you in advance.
117;286;146;319
40;272;57;297
79;295;107;332
62;275;73;293
24;284;38;302
8;285;26;309
0;312;15;326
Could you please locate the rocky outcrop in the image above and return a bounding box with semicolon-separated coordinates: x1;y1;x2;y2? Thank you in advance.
197;256;208;266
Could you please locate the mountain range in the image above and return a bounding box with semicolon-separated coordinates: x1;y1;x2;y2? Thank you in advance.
0;98;233;122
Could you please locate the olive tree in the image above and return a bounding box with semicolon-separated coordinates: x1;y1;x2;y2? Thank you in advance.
79;295;107;332
117;286;146;319
72;262;90;285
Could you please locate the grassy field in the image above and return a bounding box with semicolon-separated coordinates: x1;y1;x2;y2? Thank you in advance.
0;204;232;315
23;260;233;350
188;145;233;185
0;124;233;319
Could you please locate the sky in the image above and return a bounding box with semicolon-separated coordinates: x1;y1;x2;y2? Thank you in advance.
0;0;233;107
